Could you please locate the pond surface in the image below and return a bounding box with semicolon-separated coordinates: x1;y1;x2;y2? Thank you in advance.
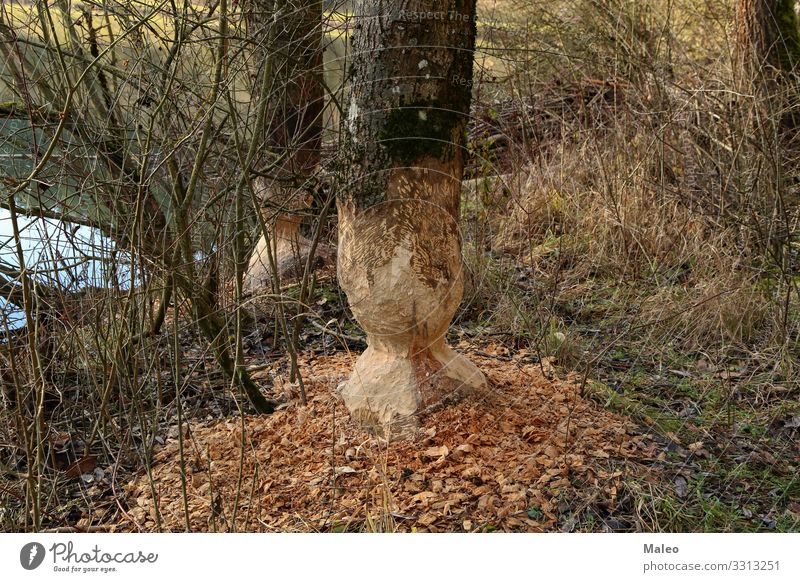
0;209;130;330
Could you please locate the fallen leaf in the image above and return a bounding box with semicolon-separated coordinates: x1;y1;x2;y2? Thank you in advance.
674;476;688;498
695;359;714;373
48;432;71;447
761;514;777;529
412;491;437;504
560;516;577;532
423;446;449;459
65;455;97;479
417;512;438;526
522;426;547;443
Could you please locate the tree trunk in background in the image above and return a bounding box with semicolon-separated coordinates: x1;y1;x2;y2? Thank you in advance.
735;0;800;272
337;0;487;438
736;0;800;75
243;0;328;292
735;0;800;134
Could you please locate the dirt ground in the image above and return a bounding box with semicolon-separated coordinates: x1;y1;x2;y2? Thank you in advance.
120;345;662;532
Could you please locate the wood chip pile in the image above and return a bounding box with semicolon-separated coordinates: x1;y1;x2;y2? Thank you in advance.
122;346;658;532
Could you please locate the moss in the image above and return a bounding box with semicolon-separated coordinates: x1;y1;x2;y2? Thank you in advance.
379;102;465;165
0;101;23;115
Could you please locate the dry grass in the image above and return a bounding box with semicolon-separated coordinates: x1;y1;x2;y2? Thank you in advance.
462;0;800;356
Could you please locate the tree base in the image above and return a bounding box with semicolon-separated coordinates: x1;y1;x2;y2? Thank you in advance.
243;234;333;294
339;340;487;440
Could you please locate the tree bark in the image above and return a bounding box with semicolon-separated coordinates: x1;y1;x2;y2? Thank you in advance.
735;1;800;183
736;0;800;121
736;0;800;76
734;1;800;298
337;0;486;438
244;0;329;292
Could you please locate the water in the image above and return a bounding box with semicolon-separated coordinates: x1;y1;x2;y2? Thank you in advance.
0;209;130;331
0;107;136;331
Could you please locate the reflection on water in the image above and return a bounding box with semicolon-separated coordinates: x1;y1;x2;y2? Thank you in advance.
0;209;132;331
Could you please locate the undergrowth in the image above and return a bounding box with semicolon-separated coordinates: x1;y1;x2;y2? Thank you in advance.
1;0;798;533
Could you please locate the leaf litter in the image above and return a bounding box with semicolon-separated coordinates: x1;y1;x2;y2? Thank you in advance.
121;346;660;532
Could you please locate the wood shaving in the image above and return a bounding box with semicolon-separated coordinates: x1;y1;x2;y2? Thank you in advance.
121;348;658;532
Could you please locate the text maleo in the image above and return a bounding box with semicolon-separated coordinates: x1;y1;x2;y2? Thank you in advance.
644;544;679;554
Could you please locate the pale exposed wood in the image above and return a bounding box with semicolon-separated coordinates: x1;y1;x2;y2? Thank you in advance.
337;1;487;438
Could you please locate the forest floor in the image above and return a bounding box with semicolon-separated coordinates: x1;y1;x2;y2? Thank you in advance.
119;347;662;532
86;310;796;534
25;320;799;533
104;257;799;533
84;310;796;534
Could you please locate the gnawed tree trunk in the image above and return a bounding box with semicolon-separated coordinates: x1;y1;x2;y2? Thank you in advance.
337;0;487;438
243;0;328;292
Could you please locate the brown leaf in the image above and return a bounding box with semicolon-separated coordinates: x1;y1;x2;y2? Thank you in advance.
543;445;560;459
48;432;71;447
417;512;438;526
674;476;688;498
65;455;97;479
423;445;449;459
688;441;704;453
499;421;515;433
411;491;437;504
522;426;548;443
